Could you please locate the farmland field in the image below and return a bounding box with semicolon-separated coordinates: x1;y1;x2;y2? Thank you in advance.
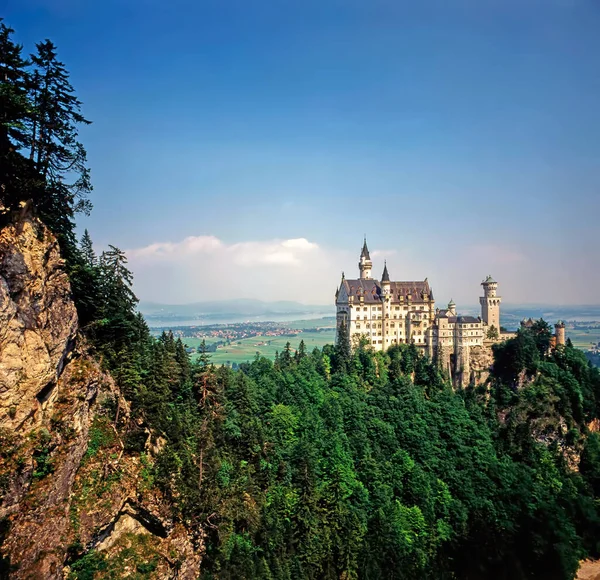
568;326;600;350
191;328;336;365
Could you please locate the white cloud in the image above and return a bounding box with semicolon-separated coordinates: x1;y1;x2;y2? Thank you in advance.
125;234;600;307
126;235;340;304
371;249;397;259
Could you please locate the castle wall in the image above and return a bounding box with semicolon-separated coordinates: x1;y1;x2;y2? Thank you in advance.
337;243;505;385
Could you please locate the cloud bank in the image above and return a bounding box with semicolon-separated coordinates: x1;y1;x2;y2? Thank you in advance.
127;235;341;304
126;233;600;307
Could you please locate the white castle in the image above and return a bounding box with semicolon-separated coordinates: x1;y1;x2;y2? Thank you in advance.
335;238;519;384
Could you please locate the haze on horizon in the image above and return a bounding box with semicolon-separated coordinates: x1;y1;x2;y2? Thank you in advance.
6;0;600;307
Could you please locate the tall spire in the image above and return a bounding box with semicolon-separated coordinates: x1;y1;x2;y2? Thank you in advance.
359;236;373;280
360;236;370;260
381;261;390;282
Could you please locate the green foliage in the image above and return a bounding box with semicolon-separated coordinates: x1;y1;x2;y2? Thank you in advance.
142;334;600;580
5;20;600;580
32;428;54;480
84;417;116;461
68;550;108;580
486;324;499;340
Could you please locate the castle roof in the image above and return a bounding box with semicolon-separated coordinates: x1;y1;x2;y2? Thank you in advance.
455;315;481;324
435;311;480;324
381;262;390;282
360;238;371;261
340;278;431;304
482;275;496;284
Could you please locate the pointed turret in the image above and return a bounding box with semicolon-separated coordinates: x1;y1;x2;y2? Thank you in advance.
380;260;391;297
335;271;345;300
358;237;373;280
381;261;390;282
360;236;371;260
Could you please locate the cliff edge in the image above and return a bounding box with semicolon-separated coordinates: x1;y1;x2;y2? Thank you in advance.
0;215;201;579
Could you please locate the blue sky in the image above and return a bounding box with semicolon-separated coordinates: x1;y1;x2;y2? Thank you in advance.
5;0;600;305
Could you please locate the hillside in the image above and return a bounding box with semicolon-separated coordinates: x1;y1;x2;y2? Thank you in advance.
139;300;333;325
3;19;600;580
3;212;600;578
0;214;202;578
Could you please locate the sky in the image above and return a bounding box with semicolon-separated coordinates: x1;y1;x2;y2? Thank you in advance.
4;0;600;307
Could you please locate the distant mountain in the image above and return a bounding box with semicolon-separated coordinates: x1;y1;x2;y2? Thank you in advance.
458;303;600;331
139;299;333;320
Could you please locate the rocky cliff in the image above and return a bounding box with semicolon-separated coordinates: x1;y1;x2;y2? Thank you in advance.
0;215;201;579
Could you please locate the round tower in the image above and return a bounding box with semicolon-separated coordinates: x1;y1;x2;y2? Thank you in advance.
480;275;501;330
448;298;456;316
358;237;372;280
555;320;566;346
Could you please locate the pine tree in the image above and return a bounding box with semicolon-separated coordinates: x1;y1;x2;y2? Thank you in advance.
0;21;28;152
197;339;211;369
333;320;351;373
99;245;137;312
80;228;96;267
295;339;307;362
280;342;293;368
0;20;40;214
26;39;91;241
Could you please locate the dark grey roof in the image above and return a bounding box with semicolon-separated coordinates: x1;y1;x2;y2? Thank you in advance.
341;278;431;304
381;262;390;282
361;238;371;260
437;312;481;324
454;316;481;324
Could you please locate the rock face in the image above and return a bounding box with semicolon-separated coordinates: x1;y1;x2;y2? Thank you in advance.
0;214;201;578
468;345;494;385
0;216;78;431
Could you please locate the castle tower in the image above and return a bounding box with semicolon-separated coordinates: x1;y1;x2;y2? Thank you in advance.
448;298;456;316
381;262;391;345
428;289;435;323
480;275;501;330
358;237;372;280
555;320;566;346
381;262;390;294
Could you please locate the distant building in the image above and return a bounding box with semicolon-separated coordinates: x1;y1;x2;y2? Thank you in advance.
335;238;516;385
522;319;567;349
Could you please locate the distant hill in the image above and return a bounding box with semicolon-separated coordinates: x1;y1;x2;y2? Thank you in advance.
456;304;600;331
139;299;333;323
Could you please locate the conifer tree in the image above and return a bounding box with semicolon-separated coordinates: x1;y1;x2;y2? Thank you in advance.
80;228;96;267
26;39;91;242
0;20;40;214
296;339;307;362
333;320;351;373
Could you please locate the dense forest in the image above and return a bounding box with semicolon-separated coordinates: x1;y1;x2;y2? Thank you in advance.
3;20;600;580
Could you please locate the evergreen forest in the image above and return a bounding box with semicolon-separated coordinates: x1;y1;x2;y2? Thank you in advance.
3;20;600;580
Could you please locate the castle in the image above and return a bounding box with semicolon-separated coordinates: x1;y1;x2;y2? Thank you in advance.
335;239;566;385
